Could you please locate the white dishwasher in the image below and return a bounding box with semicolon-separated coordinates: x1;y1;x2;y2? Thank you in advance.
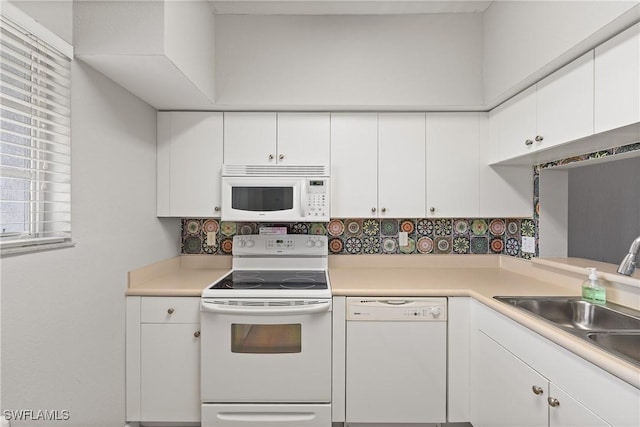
345;297;447;426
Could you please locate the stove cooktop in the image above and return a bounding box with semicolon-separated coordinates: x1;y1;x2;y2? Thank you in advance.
210;270;328;290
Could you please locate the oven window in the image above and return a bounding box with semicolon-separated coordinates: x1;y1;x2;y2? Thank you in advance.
231;324;301;354
231;187;293;212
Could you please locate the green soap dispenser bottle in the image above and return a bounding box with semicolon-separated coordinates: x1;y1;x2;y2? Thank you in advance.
582;267;606;304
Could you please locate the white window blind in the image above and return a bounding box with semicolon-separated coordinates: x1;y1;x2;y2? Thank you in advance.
0;14;72;256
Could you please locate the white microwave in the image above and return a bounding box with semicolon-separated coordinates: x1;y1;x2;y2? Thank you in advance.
221;165;330;222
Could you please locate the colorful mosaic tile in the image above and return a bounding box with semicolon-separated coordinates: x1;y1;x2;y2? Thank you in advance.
181;218;536;257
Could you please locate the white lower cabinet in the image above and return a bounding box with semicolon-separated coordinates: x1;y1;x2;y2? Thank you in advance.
126;297;201;425
141;323;201;422
470;301;639;427
473;330;610;427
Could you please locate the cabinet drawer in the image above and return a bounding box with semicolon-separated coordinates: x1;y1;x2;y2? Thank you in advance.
141;297;200;323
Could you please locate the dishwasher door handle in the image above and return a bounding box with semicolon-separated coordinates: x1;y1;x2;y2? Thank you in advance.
381;300;411;305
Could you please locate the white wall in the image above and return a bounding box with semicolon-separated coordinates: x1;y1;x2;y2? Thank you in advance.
484;0;639;105
0;60;180;427
214;13;484;109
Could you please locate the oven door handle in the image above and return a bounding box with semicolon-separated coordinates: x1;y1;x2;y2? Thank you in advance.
201;300;331;316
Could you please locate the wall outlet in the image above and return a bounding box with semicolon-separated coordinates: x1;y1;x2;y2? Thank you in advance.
399;231;409;247
207;231;216;246
522;236;536;254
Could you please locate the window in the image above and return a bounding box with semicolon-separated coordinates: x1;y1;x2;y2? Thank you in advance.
0;11;72;256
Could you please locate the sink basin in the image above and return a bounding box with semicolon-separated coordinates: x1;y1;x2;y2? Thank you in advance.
494;296;640;366
493;296;640;330
587;332;640;365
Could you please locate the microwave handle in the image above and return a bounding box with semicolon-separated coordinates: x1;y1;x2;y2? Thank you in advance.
201;300;331;316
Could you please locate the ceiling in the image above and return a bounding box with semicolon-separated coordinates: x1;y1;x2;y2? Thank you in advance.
209;1;493;15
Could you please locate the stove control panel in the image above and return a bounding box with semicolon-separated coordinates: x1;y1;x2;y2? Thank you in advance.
233;235;328;256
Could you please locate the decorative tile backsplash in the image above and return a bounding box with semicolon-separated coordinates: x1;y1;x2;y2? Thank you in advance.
180;141;640;258
181;217;536;259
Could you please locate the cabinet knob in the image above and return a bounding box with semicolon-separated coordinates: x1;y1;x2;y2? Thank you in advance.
268;154;275;160
381;208;386;213
371;207;377;213
525;139;534;146
531;385;544;395
167;308;175;315
430;207;436;213
214;206;220;212
535;135;544;142
194;331;201;338
279;154;285;160
547;397;560;408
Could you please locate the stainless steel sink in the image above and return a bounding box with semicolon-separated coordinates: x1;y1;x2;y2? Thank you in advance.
587;332;640;364
494;296;640;330
494;296;640;366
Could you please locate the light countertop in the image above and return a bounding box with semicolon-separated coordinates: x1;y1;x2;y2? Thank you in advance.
127;253;640;388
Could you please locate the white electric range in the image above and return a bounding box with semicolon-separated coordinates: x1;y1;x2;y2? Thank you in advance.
200;234;332;427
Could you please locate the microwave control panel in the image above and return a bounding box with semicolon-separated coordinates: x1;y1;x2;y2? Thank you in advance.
305;179;329;219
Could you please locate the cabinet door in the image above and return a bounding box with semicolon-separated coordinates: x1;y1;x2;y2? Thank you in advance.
548;383;612;427
480;112;533;217
471;331;547;427
277;112;330;165
330;113;378;218
536;52;594;150
157;111;223;217
595;22;640;133
496;86;537;161
223;112;277;165
378;113;426;218
426;113;480;217
141;323;200;422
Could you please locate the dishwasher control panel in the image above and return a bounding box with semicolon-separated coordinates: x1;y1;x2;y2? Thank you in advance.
346;297;447;321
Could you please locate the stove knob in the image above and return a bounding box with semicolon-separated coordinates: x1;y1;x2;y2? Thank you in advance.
306;239;315;248
246;239;255;248
315;240;324;248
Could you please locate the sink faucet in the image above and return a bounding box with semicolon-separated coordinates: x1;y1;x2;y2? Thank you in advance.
618;235;640;276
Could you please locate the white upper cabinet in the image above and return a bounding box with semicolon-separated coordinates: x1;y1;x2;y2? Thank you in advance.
330;113;378;218
223;112;330;166
594;22;640;133
535;51;594;150
157;112;223;217
490;52;595;164
223;112;277;165
277;113;331;166
426;113;480;217
378;113;426;218
494;85;538;161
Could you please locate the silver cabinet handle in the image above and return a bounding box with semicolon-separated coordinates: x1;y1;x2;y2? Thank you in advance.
430;207;436;213
167;308;175;315
535;135;544;142
214;206;220;212
525;139;534;146
381;207;386;213
547;397;560;407
371;207;377;213
278;154;285;160
532;385;544;395
194;331;200;338
268;154;274;160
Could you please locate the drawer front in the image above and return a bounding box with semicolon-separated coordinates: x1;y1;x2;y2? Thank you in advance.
141;297;200;323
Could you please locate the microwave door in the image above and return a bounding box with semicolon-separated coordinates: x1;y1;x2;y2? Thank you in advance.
222;178;304;222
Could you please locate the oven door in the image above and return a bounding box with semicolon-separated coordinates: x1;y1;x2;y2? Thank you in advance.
200;299;332;403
